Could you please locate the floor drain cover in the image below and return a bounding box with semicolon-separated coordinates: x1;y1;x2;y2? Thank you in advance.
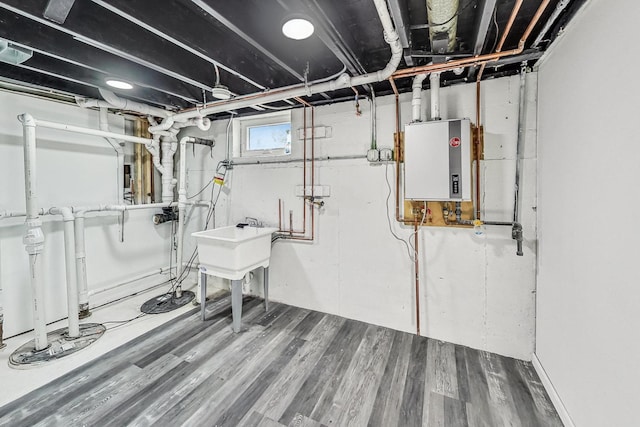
9;323;106;369
140;290;195;314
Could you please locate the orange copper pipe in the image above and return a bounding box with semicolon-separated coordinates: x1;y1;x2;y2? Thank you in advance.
389;78;403;223
475;82;482;220
414;221;420;336
478;0;523;82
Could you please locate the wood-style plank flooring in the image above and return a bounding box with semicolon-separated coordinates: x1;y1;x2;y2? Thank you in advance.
0;294;563;426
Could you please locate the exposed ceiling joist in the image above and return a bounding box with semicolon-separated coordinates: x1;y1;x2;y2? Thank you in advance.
90;0;267;91
386;0;414;66
467;0;498;80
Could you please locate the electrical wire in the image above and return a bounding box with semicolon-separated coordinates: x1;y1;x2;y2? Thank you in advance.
384;163;415;262
103;313;147;330
490;5;500;53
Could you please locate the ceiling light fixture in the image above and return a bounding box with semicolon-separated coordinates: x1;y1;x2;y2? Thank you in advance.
105;79;133;90
282;17;314;40
211;63;231;100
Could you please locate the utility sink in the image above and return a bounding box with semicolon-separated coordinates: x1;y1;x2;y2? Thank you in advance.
192;225;278;280
193;225;278;333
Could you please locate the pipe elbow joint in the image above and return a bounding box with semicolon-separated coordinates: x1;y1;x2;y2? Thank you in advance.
18;113;36;127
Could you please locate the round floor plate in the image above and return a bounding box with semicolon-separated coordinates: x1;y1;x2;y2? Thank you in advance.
9;323;106;369
140;290;195;314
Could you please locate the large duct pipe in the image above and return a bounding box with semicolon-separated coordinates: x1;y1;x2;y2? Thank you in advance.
411;74;427;122
49;207;80;338
429;72;441;120
427;0;460;52
18;113;48;351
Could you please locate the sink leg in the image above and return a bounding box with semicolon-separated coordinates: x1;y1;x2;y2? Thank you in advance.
264;266;270;312
200;269;207;321
231;279;243;333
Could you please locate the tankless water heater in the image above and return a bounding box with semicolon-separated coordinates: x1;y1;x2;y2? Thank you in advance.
404;118;471;201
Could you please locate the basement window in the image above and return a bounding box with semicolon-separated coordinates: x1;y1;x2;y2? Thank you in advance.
234;111;291;158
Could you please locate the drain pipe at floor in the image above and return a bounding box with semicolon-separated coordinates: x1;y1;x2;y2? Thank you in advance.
18;113;48;351
48;207;80;338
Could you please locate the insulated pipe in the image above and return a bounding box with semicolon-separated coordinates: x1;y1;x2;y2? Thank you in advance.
429;72;441;120
169;0;402;121
411;74;427;122
49;207;80;338
18;113;48;351
98;89;170;118
99;107;124;204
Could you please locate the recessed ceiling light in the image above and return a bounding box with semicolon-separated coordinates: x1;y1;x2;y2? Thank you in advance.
282;18;314;40
105;79;133;90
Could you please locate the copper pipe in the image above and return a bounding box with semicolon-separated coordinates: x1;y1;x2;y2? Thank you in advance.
414;222;420;336
302;103;307;233
389;78;403;223
477;0;523;82
392;0;550;81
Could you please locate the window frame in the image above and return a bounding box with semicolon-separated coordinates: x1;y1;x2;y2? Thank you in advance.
233;110;292;158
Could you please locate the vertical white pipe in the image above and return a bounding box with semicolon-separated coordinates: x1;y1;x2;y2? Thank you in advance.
19;113;48;351
430;72;441;120
49;207;80;337
62;217;80;337
74;213;89;316
176;136;192;291
160;136;177;203
412;74;428;122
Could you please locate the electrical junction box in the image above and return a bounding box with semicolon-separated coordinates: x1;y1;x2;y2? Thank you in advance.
404;118;471;201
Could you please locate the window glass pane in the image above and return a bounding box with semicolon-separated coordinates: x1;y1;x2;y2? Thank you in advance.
247;123;291;152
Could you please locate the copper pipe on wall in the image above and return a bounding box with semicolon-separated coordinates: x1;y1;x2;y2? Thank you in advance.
477;0;523;82
389;78;403;223
475;82;482;220
414;221;420;336
277;101;316;242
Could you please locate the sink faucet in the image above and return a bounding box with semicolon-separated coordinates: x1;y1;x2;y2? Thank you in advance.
245;217;262;227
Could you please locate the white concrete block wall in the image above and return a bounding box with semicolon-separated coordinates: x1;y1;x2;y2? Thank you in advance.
186;74;538;359
536;0;640;425
0;91;172;337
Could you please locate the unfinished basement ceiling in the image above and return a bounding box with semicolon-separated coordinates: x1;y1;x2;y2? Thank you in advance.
0;0;585;116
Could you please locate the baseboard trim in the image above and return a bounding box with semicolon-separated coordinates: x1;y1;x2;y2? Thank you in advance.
532;353;575;427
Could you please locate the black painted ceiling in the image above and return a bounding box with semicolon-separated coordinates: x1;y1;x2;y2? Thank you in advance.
0;0;585;117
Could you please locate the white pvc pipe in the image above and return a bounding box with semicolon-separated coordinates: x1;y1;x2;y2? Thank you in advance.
99;107;125;204
18;113;48;351
74;214;89;315
75;89;171;119
176;136;194;290
412;74;428;122
34;119;154;145
170;0;402;121
430;72;441;120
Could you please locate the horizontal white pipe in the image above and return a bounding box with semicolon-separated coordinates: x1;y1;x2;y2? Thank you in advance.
33;118;154;145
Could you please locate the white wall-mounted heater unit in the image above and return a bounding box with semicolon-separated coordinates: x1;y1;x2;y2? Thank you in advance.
404;118;472;201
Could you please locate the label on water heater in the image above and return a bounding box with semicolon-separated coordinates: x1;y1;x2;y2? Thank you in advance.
451;174;460;194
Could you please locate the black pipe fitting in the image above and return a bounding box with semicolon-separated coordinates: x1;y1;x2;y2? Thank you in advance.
152;207;178;225
512;223;523;256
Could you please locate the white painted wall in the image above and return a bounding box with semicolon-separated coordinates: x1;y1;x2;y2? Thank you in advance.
0;91;173;338
536;0;640;425
185;74;538;360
